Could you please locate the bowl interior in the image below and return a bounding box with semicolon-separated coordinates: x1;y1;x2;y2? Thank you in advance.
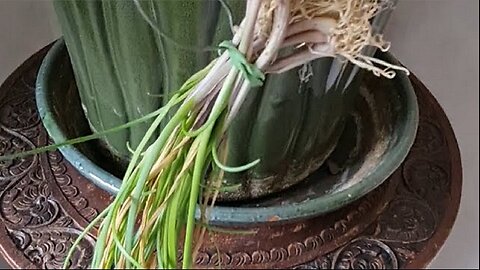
36;40;418;225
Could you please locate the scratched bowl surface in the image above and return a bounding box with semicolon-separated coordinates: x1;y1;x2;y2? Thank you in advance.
35;40;418;225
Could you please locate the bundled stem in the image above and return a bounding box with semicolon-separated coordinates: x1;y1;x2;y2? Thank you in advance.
57;0;410;269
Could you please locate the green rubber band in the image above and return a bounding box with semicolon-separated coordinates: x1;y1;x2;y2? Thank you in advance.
218;40;265;87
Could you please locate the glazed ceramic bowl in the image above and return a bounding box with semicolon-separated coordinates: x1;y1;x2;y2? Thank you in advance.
35;40;418;225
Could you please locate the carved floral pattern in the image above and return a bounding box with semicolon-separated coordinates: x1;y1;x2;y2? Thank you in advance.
331;238;398;269
7;227;95;269
0;94;40;131
48;151;98;222
409;121;445;155
0;48;100;269
0;128;36;183
374;198;436;243
403;159;450;203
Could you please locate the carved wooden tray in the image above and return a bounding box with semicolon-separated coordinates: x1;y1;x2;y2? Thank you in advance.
0;44;462;269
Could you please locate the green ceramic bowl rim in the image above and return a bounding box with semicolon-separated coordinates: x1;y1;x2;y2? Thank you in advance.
36;39;419;225
36;39;121;195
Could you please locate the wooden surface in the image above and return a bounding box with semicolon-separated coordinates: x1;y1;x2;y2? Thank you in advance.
0;45;462;269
